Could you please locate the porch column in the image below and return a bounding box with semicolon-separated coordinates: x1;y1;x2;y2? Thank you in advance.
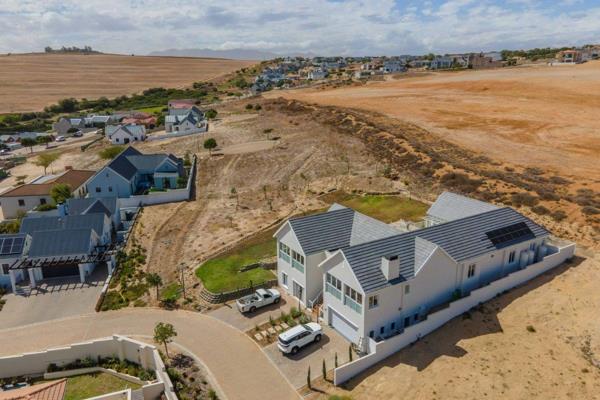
9;269;17;293
28;268;36;289
78;264;86;284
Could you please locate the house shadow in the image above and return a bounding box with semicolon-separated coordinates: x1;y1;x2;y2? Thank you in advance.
26;267;108;297
342;256;585;389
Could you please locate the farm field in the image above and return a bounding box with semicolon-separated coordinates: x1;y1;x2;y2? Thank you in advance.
270;62;600;181
0;53;256;113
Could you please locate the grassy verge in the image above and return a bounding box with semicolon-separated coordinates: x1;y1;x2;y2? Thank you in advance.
63;372;141;400
195;228;277;293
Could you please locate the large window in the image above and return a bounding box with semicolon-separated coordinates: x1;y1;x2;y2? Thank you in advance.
281;272;288;288
508;250;516;264
344;285;362;304
292;250;304;265
280;242;290;255
1;264;9;275
467;263;476;278
368;295;379;309
326;273;342;299
18;199;25;206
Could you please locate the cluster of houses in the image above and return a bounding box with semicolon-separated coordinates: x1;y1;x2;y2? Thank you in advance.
274;192;573;353
555;46;600;64
0;146;188;292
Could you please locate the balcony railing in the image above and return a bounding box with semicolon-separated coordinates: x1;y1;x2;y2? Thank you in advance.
326;283;342;300
344;295;362;314
279;250;290;264
292;258;304;273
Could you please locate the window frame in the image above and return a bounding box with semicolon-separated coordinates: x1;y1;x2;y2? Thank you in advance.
18;199;25;206
508;250;516;263
368;295;379;309
291;250;304;265
467;263;476;278
281;272;288;288
344;285;362;304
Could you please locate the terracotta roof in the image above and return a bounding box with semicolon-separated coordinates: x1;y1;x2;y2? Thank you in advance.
0;169;95;198
0;379;66;400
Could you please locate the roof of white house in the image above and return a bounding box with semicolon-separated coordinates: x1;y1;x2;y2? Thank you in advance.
427;191;499;222
341;207;548;292
284;204;400;255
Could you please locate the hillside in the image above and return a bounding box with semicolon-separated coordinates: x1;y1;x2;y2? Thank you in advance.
0;53;256;113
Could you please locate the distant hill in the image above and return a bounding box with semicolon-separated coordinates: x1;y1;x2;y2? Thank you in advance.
148;48;279;60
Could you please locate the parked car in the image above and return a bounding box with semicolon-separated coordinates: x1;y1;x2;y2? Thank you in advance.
0;149;11;155
73;130;83;137
278;323;323;355
236;288;281;313
55;136;66;142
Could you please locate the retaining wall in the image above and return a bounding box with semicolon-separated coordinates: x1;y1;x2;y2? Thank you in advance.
200;279;278;304
334;243;576;385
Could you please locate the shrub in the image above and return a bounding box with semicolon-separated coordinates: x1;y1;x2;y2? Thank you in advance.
290;306;302;319
551;210;567;222
531;205;550;215
255;104;262;111
440;172;482;193
35;203;57;211
204;109;218;119
582;206;600;215
511;192;539;207
526;325;536;333
245;104;254;110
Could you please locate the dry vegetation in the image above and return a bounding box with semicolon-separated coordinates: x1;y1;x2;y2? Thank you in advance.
0;53;255;112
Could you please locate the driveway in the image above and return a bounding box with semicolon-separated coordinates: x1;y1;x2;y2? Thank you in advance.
208;291;296;332
0;267;107;329
0;309;299;400
263;325;351;389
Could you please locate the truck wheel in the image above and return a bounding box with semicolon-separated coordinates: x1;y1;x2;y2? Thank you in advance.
274;297;280;304
291;346;299;355
250;306;256;313
314;334;322;343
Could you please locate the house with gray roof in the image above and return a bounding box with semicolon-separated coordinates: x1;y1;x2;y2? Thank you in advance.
52;117;87;135
105;124;146;144
86;146;184;198
274;192;574;350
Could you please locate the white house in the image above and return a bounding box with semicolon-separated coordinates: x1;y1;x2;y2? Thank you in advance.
424;191;499;227
165;104;207;134
274;193;573;353
382;61;406;73
308;68;328;80
105;124;146;144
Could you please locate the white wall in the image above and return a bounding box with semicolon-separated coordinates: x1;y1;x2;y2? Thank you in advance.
276;224;307;303
0;195;53;219
333;242;575;385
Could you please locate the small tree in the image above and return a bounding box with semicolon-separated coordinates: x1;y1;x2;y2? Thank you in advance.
307;366;311;389
263;128;273;140
153;322;177;357
34;152;61;175
146;273;163;299
20;138;37;153
50;183;72;204
36;136;53;148
204;109;218;119
203;138;217;155
322;359;327;381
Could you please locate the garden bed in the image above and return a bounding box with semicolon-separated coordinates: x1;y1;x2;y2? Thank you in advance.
246;306;312;347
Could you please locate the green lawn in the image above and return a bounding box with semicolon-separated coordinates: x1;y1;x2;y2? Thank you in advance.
63;372;141;400
196;229;277;293
196;192;427;293
161;282;182;301
138;105;165;115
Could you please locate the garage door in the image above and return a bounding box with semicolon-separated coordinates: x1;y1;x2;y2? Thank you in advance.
41;264;79;278
329;307;359;343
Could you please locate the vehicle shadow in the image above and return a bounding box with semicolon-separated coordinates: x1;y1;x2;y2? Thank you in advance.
283;335;331;361
341;256;584;389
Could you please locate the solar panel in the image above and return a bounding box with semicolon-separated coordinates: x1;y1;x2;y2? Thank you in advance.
1;238;13;255
486;222;534;247
11;237;24;254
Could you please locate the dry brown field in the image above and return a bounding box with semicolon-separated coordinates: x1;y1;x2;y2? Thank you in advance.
0;53;256;113
270;62;600;181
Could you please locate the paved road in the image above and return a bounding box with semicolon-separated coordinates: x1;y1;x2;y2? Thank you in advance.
0;309;299;400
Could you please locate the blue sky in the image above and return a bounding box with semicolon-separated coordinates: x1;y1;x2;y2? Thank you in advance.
0;0;598;55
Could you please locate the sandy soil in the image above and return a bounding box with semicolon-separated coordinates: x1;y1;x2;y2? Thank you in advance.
0;53;255;112
270;62;600;181
312;250;600;400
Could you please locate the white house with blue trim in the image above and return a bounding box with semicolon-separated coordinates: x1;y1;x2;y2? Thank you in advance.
274;193;574;352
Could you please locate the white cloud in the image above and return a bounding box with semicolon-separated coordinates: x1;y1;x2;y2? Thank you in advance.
0;0;598;55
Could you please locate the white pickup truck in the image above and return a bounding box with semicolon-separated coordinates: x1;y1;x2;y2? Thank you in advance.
236;288;281;313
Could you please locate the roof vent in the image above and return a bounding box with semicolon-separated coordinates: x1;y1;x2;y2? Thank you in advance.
381;255;400;281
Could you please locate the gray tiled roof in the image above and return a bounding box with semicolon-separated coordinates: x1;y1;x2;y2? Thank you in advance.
107;147;140;180
105;146;180;180
287;205;401;255
427;191;499;222
19;214;106;238
67;197;116;217
342;207;549;292
28;229;94;257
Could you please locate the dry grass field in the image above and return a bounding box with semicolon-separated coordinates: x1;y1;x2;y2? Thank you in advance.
0;53;256;113
270;62;600;181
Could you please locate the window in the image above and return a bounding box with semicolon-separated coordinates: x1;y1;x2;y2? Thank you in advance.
508;251;516;263
280;242;290;255
404;317;410;327
530;243;537;251
467;264;476;278
380;326;385;335
391;322;396;331
281;272;288;287
404;284;410;295
344;285;362;304
96;187;101;193
18;199;25;206
108;186;113;193
326;273;342;291
368;295;379;309
1;264;9;275
291;250;304;265
40;198;46;205
369;330;374;338
414;313;419;322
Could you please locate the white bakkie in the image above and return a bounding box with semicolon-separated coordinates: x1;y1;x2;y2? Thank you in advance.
236;288;281;313
277;323;323;354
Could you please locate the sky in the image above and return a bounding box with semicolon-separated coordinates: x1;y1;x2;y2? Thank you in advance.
0;0;599;56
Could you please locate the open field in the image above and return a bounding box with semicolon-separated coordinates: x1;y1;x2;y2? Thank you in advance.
270;62;600;181
0;53;256;113
311;251;600;400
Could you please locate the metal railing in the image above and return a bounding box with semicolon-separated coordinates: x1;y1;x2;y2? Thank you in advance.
292;258;304;273
344;295;362;314
326;283;342;300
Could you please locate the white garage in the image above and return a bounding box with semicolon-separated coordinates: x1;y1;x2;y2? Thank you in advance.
329;307;359;343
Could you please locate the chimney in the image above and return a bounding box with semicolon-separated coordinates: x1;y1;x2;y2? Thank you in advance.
381;255;400;281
